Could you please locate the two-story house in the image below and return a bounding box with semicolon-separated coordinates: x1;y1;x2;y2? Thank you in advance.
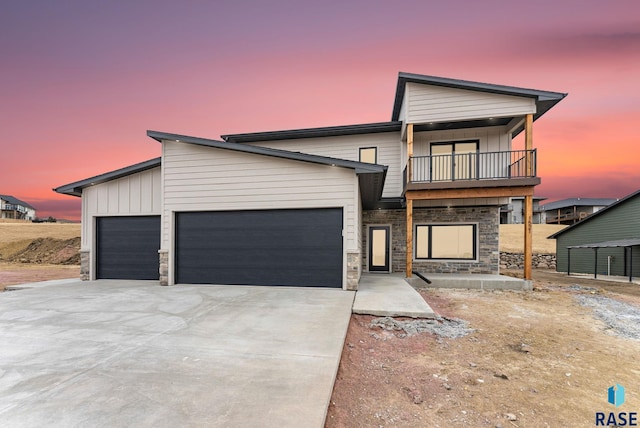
55;72;566;289
0;195;36;220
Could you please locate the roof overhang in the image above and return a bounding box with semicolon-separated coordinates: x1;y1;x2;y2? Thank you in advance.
567;238;640;249
53;158;161;197
221;121;402;144
148;130;388;209
391;72;567;135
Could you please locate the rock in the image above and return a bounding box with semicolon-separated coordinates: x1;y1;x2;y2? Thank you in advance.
504;413;517;421
520;343;532;353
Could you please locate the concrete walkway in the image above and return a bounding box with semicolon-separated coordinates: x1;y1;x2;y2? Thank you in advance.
352;273;436;318
407;273;532;290
0;280;354;428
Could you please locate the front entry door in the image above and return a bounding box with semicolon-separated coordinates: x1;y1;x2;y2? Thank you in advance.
368;226;390;272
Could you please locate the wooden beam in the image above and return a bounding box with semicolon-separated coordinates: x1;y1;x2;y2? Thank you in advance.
524;194;533;280
407;123;414;183
406;198;413;278
525;113;533;176
405;186;535;201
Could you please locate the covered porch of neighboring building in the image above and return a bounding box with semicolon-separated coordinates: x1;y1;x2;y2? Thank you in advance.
566;238;640;283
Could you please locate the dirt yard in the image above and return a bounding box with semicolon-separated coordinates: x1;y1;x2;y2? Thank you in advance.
0;222;81;291
326;270;640;427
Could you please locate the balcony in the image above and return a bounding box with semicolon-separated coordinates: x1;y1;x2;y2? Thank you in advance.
403;149;539;193
545;211;589;225
1;204;27;212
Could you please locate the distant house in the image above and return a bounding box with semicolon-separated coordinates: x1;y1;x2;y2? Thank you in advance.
549;190;640;281
540;197;617;225
500;196;546;224
0;195;36;220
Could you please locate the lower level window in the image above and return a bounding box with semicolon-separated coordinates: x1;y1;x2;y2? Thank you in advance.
415;224;476;260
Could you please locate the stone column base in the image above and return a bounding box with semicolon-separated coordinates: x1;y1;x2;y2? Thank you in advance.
159;250;169;286
80;250;90;281
346;252;361;291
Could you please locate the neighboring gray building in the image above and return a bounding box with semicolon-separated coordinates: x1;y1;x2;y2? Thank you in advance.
55;72;566;289
0;195;36;220
541;197;617;225
500;196;546;224
549;190;640;280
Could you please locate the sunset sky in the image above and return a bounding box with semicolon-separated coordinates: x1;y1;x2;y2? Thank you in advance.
2;1;638;221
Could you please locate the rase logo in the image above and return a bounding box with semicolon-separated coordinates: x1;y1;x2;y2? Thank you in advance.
610;384;626;407
596;384;637;426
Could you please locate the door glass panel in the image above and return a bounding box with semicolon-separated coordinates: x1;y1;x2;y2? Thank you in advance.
371;229;387;266
431;225;474;259
454;142;477;180
431;144;452;181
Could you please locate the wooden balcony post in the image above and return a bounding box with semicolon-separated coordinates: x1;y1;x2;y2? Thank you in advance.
524;194;533;280
406;197;413;278
407;123;414;182
525;114;533;176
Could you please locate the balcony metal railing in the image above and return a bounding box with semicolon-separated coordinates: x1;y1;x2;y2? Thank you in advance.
403;149;537;185
1;204;27;212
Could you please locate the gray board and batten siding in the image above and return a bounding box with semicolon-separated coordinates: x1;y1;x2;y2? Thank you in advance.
553;191;640;277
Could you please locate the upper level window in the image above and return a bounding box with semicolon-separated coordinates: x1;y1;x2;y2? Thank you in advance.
359;147;377;164
415;224;476;260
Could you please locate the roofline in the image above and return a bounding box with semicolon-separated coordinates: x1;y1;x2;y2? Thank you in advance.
147;130;388;174
391;72;567;122
221;121;402;144
566;238;640;249
541;198;619;210
548;189;640;239
53;158;161;197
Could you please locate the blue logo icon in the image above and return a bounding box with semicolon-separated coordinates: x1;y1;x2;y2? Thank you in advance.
609;384;625;407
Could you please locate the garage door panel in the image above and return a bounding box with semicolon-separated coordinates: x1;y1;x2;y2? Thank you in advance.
96;216;160;280
176;209;343;287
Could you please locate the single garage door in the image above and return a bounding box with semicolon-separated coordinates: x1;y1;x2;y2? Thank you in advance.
96;216;161;280
175;208;343;287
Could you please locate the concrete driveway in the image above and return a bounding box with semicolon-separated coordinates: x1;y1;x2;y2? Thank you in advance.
0;280;354;427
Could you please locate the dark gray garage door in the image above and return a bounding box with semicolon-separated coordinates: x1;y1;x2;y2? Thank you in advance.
175;208;343;287
96;216;161;280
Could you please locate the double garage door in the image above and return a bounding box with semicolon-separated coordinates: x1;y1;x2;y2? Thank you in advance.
176;208;343;288
96;208;343;287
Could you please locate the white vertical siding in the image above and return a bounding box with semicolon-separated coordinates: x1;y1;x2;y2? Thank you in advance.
405;82;536;124
161;141;360;286
247;132;402;198
80;167;161;264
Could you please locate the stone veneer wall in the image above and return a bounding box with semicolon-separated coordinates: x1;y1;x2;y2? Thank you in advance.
362;206;500;274
346;252;361;290
159;250;169;286
80;250;90;281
